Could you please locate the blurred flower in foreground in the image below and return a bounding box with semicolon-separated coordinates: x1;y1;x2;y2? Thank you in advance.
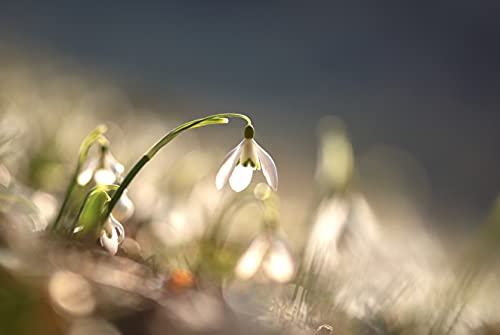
77;148;124;186
304;193;379;269
235;231;295;283
304;196;349;267
305;116;379;268
99;214;125;255
216;125;278;192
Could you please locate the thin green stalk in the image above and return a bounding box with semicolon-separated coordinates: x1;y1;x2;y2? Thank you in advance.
104;113;252;219
51;125;108;232
51;171;77;231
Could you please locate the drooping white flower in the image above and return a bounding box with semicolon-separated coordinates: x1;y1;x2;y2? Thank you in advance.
77;149;125;186
215;125;278;192
99;214;125;255
304;193;380;270
235;232;294;283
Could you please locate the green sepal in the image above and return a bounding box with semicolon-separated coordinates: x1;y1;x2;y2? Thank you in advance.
73;184;118;240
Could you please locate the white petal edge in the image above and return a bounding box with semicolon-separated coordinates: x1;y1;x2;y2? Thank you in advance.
229;165;254;192
254;141;278;191
215;140;244;190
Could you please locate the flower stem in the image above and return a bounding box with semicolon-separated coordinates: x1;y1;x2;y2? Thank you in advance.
51;125;108;232
104;113;252;219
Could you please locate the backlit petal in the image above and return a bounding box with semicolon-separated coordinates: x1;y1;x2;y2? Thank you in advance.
112;191;135;222
229;164;253;192
264;238;294;283
235;235;270;280
254;141;278;191
215;140;244;190
94;168;117;185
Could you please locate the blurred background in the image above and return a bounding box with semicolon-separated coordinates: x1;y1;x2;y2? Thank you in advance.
2;1;500;222
1;1;500;334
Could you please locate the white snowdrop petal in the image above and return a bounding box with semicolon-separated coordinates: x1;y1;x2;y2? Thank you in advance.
235;236;269;280
99;225;119;255
109;214;125;243
94;169;117;185
229;165;254;192
77;157;99;186
215;141;244;190
254;141;278;191
264;239;294;283
77;169;93;186
105;152;125;176
112;191;135;222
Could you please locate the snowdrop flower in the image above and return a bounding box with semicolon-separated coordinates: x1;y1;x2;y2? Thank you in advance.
99;214;125;255
216;125;278;192
77;149;125;186
235;231;294;283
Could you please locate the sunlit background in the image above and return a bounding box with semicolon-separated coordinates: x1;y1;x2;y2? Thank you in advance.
1;2;500;335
